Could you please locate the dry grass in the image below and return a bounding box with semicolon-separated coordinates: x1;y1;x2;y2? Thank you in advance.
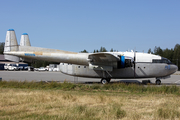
0;88;180;120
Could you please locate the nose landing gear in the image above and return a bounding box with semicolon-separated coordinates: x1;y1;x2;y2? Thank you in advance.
155;79;161;85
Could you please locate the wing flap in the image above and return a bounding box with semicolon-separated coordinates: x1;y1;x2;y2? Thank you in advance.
89;64;113;71
88;53;120;63
88;53;120;71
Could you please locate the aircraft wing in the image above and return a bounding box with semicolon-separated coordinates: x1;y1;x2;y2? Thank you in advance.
88;52;120;63
88;53;120;71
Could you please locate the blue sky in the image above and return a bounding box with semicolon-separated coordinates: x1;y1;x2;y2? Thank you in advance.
0;0;180;53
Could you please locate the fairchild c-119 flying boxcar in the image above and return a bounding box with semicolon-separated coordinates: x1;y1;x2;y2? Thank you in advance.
3;29;178;84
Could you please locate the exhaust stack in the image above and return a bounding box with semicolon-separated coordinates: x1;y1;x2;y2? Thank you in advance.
20;33;31;46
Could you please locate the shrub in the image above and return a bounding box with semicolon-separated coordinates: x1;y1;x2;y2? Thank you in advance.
116;108;126;119
157;107;180;119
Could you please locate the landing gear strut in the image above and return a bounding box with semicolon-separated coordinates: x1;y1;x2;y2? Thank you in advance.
101;78;111;84
155;79;161;85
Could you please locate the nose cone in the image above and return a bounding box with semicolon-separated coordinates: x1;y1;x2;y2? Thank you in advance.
170;64;178;74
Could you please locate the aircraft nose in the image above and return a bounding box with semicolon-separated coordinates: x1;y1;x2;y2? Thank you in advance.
170;64;178;74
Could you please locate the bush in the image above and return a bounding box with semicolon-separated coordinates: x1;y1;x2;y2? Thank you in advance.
116;108;126;119
157;107;180;119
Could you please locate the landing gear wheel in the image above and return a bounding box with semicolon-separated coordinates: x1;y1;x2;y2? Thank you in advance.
107;78;111;83
156;79;161;85
101;79;108;84
142;80;151;85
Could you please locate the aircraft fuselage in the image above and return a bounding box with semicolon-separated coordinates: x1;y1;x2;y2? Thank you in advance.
3;29;178;84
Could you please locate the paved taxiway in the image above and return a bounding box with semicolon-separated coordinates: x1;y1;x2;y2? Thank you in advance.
1;71;180;84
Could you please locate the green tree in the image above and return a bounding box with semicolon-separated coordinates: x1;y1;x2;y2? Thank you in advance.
0;42;5;54
154;46;163;56
147;48;153;54
93;49;99;53
150;44;179;70
110;48;114;52
163;48;174;61
80;49;88;53
100;47;107;52
173;44;180;69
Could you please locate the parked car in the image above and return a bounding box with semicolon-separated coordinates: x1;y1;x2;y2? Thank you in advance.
38;67;48;71
24;66;34;71
24;66;28;70
4;64;9;70
28;66;34;71
34;68;39;71
18;66;24;70
48;67;53;71
7;64;18;71
53;68;59;71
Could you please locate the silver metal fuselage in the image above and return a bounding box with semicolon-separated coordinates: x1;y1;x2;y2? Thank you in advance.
4;29;178;80
4;46;178;79
60;63;177;79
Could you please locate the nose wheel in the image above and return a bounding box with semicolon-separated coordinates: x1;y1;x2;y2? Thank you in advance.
155;79;161;85
101;78;111;84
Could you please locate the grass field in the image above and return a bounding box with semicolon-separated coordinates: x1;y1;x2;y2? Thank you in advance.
0;81;180;120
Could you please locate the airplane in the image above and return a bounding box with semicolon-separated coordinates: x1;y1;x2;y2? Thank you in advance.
3;29;178;85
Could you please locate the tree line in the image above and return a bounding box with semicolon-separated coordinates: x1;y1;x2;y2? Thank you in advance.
0;42;180;69
0;42;4;54
80;47;118;53
147;44;180;68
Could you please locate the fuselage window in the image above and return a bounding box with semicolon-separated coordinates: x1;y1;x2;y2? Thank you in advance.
152;58;172;64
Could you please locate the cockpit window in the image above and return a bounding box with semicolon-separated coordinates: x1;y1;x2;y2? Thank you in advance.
152;58;172;64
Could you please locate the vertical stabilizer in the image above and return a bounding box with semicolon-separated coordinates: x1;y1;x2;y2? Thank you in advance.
4;29;18;52
4;29;19;62
20;33;31;46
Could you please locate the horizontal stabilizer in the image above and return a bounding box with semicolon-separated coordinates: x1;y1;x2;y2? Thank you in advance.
4;55;20;62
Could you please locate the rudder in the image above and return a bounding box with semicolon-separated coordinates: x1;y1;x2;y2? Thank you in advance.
20;33;31;46
4;29;18;52
4;29;20;62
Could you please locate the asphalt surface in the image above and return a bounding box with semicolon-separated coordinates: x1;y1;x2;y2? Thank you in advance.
1;71;180;85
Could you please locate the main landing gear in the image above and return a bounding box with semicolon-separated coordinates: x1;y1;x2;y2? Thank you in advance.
101;78;111;84
155;79;161;85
